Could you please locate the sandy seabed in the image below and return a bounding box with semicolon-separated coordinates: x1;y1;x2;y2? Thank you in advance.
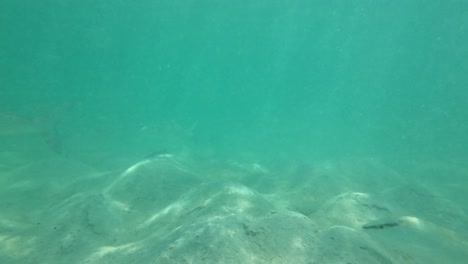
0;142;467;263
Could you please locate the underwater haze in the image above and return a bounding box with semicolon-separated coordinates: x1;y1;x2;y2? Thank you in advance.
1;0;468;263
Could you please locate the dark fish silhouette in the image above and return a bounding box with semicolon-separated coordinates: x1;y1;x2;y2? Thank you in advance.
0;112;41;136
0;109;66;154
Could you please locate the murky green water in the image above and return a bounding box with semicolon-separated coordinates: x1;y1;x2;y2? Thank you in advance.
1;1;467;263
2;0;467;163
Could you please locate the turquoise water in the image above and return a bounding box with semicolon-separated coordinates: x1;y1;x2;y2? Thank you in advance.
1;1;467;263
2;0;467;162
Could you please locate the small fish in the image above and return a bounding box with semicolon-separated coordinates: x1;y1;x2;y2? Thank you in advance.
0;110;62;153
0;102;76;153
0;112;42;136
362;217;400;230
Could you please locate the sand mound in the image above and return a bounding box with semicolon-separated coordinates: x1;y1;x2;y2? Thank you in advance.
0;156;467;263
